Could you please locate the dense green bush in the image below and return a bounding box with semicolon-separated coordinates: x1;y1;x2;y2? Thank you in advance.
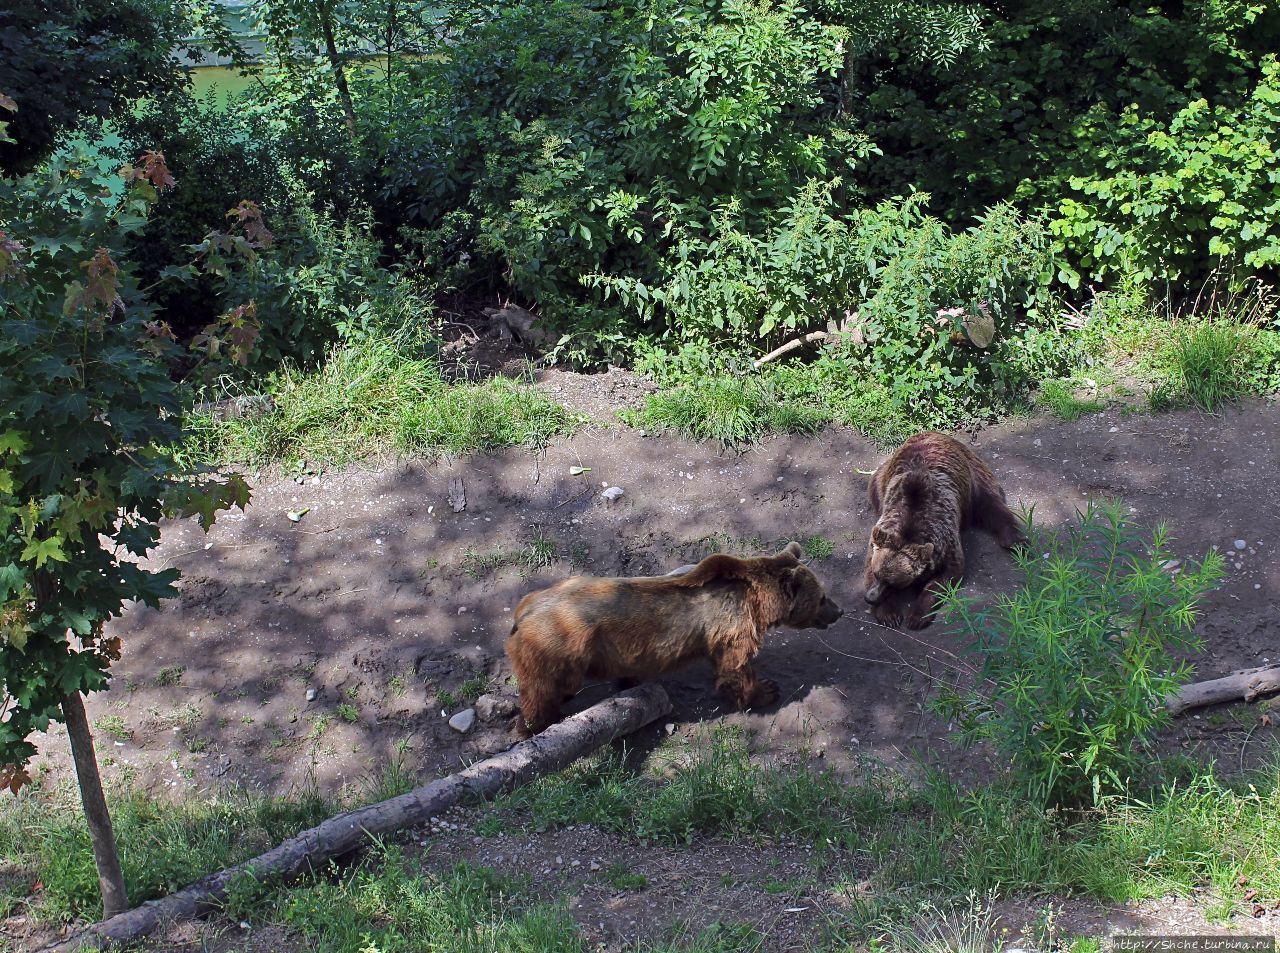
850;0;1280;287
0;0;189;175
934;502;1224;806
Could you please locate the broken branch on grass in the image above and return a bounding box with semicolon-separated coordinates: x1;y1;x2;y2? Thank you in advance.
43;684;672;952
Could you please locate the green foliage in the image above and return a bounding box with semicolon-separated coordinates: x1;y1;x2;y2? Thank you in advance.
278;850;583;953
933;501;1224;805
0;782;331;920
0;0;189;175
0;146;247;786
1050;56;1280;286
1037;379;1106;421
851;0;1280;289
184;332;579;467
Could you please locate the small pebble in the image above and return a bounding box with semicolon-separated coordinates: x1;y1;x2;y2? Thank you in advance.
1234;539;1247;550
305;687;317;702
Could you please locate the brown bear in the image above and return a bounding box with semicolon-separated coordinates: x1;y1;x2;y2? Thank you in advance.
862;431;1024;630
505;542;843;737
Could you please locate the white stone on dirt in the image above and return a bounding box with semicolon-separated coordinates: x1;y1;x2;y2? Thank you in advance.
601;486;624;502
1234;539;1247;550
448;709;476;733
305;687;317;702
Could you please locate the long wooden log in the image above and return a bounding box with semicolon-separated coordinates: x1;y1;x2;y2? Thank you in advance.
1167;665;1280;715
44;684;672;952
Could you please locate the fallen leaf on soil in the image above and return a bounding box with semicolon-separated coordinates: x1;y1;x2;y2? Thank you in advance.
1244;888;1258;902
287;507;310;523
569;466;591;475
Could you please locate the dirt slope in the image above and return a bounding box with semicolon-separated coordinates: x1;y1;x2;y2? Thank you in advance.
24;398;1279;797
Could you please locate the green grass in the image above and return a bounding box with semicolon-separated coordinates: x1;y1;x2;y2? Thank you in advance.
481;726;1280;905
0;782;332;921
601;862;649;891
184;334;580;467
336;702;360;724
1151;317;1273;411
458;676;490;703
154;665;185;687
4;729;1278;941
274;849;584;953
93;715;131;742
801;534;835;560
1037;378;1107;420
627;375;828;447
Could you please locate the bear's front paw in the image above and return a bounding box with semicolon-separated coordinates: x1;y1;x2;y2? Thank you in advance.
872;602;903;628
510;714;533;739
749;679;780;708
904;610;935;631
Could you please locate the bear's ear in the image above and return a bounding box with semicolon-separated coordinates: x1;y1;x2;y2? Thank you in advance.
778;565;801;596
912;542;935;564
871;525;887;547
779;541;803;561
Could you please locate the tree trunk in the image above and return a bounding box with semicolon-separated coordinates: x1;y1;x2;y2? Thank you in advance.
45;684;671;952
61;691;129;919
316;0;358;139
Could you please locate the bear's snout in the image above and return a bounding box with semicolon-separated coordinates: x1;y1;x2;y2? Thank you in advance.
864;582;885;605
813;597;843;628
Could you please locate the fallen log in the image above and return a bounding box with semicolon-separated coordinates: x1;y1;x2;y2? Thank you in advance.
1167;664;1280;715
44;684;671;952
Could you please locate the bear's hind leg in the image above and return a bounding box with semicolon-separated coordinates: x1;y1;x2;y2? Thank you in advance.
971;476;1026;550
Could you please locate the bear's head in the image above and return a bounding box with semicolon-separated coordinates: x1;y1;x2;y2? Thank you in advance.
771;542;843;629
863;524;936;605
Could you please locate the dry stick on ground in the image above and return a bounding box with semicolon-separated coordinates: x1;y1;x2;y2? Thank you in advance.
44;684;672;953
752;331;832;370
1165;664;1280;715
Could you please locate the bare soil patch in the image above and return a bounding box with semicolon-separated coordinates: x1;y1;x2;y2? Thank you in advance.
12;396;1280;949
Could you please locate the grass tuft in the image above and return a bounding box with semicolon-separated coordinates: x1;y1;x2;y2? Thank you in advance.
184;333;580;467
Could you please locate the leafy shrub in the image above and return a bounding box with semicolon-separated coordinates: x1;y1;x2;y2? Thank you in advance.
1050;57;1280;286
934;501;1224;805
112;91;295;341
0;145;245;785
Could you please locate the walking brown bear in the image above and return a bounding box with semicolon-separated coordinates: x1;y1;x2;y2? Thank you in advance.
506;543;843;737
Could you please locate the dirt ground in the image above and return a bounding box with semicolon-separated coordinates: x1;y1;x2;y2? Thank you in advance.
11;377;1280;950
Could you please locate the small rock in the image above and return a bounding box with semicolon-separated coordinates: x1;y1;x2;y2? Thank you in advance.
448;709;476;733
601;486;624;502
476;694;516;721
1234;539;1247;550
305;687;317;702
556;856;564;865
590;861;601;871
1033;438;1042;447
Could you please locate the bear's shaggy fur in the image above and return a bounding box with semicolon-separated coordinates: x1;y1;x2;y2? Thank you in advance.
505;542;843;737
863;432;1023;629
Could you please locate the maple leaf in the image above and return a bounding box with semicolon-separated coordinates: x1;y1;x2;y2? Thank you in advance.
226;200;274;249
0;92;15;113
0;230;25;279
21;536;68;568
0;764;31;796
121;150;176;192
